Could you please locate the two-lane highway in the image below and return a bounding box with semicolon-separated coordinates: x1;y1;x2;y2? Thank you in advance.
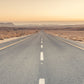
0;31;84;84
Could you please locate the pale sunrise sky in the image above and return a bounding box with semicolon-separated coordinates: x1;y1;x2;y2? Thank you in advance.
0;0;84;22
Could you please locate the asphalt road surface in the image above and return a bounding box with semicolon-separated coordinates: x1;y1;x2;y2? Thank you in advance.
0;31;84;84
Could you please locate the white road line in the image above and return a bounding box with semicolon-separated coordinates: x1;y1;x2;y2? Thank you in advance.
0;37;29;51
41;45;43;48
41;62;43;64
41;38;43;43
39;78;45;84
41;40;43;44
40;52;44;61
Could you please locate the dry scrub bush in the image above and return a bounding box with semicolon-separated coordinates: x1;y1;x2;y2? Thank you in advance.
0;29;37;40
46;30;84;42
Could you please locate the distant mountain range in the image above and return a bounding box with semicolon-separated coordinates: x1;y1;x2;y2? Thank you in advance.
0;23;15;27
0;22;84;31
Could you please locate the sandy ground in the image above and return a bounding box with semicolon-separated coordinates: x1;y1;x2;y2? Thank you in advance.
0;35;30;44
45;30;84;44
0;29;38;44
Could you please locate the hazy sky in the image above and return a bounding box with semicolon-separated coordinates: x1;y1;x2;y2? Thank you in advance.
0;0;84;22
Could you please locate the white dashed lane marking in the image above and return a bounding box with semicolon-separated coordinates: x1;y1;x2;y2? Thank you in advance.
41;45;43;48
40;52;44;61
41;38;43;44
39;78;45;84
39;38;45;84
41;62;43;64
41;41;43;44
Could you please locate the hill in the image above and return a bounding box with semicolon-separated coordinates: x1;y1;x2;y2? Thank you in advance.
0;23;15;27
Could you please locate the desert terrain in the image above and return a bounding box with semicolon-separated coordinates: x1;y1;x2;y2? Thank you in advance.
44;24;84;43
0;27;38;40
45;30;84;43
1;23;84;44
0;23;39;41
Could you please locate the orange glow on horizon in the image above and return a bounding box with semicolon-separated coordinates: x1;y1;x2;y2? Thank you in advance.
0;0;84;22
1;17;84;22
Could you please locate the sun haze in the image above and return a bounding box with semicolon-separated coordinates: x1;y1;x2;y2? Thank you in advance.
0;0;84;22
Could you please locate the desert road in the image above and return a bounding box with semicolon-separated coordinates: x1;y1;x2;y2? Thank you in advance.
0;31;84;84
